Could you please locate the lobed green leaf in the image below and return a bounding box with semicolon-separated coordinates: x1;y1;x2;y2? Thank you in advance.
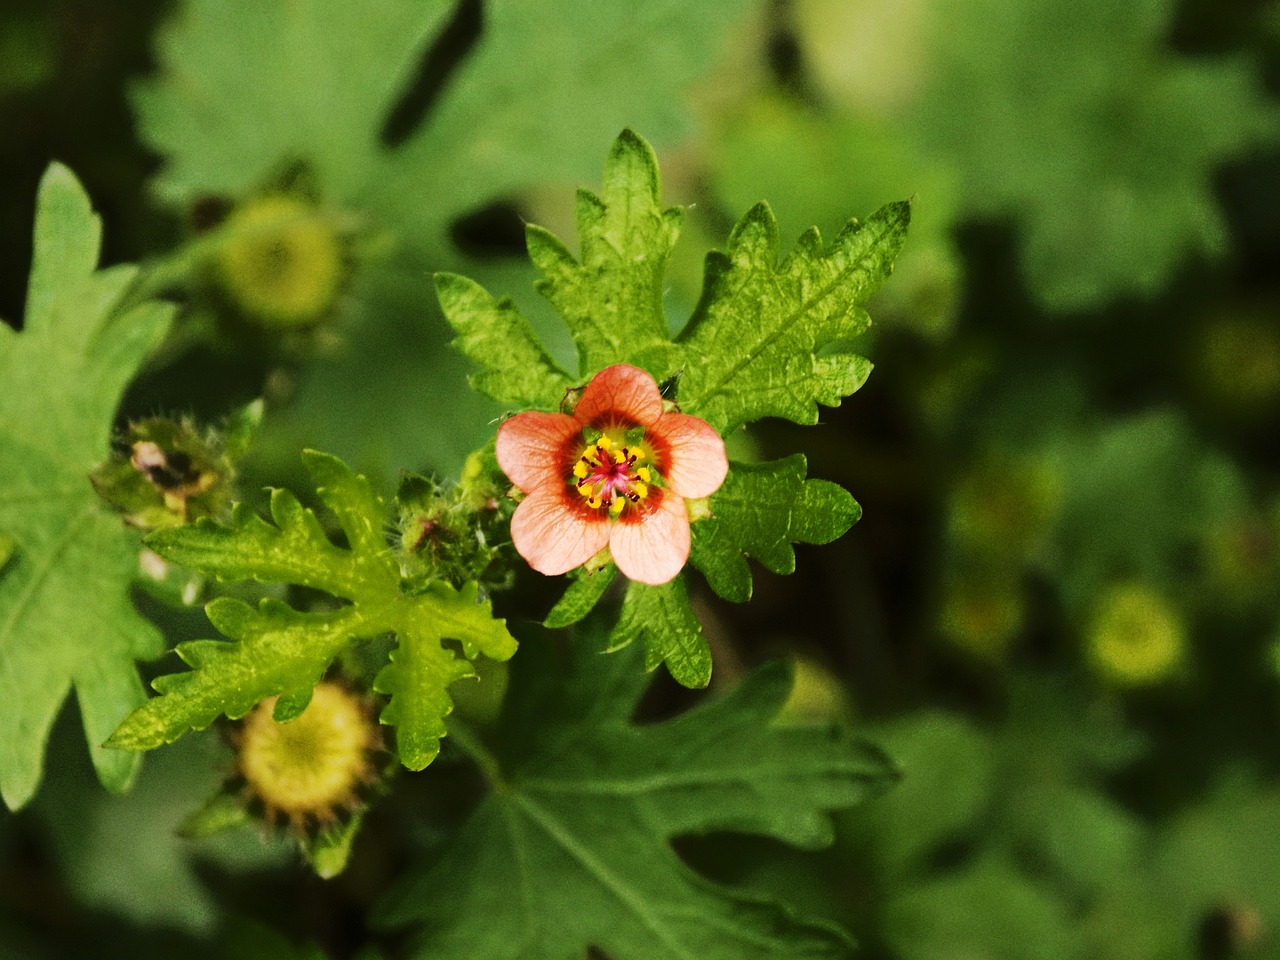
676;201;907;433
691;456;862;602
436;272;573;411
377;628;896;959
0;164;173;810
114;453;517;768
529;129;683;376
543;563;618;628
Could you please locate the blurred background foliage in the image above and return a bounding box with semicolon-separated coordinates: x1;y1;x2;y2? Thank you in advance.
2;0;1280;957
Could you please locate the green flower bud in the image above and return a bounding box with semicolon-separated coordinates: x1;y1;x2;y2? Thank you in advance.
1087;583;1185;687
215;195;346;329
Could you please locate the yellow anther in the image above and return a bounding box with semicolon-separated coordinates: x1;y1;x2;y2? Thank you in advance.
572;460;589;479
596;435;613;450
631;481;648;500
586;495;602;509
613;450;626;464
609;497;625;515
577;481;594;497
636;467;652;483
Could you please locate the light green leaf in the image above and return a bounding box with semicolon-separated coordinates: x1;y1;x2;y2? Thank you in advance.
377;631;895;959
610;577;710;689
676;201;905;433
435;272;572;411
0;163;174;810
375;581;517;770
109;452;517;768
453;132;906;434
883;855;1073;960
691;455;862;602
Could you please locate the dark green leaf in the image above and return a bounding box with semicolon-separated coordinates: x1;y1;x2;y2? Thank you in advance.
377;631;895;959
544;564;618;628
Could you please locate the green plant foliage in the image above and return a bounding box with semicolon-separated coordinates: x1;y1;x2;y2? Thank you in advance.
883;855;1073;960
108;451;517;771
376;630;896;959
791;0;1280;311
447;130;908;431
1077;776;1280;960
0;164;174;810
34;730;289;933
134;0;756;481
690;456;862;603
543;564;618;629
444;129;906;686
710;95;962;339
915;0;1280;308
850;681;1153;958
435;273;573;412
1044;410;1247;613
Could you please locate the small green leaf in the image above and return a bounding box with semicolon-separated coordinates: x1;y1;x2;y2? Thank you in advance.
375;582;516;770
180;790;254;838
435;272;573;410
303;813;365;880
110;453;517;770
610;577;711;689
529;129;683;375
691;456;862;602
378;629;895;959
677;201;907;432
544;563;618;628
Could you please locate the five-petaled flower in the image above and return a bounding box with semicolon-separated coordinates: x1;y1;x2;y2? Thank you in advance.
496;364;728;585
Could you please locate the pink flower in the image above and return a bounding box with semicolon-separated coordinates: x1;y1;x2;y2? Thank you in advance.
496;364;728;586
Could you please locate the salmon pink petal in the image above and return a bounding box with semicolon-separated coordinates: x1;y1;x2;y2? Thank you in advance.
574;364;664;427
609;493;691;586
496;412;580;493
510;490;612;576
651;413;728;499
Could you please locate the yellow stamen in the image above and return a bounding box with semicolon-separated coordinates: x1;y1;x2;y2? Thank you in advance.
636;467;651;483
609;497;625;515
577;482;594;497
631;481;648;500
597;435;613;450
573;460;589;479
586;495;602;509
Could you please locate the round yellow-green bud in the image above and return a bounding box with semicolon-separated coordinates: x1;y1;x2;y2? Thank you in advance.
777;656;853;726
1087;583;1185;687
215;195;344;328
236;682;379;828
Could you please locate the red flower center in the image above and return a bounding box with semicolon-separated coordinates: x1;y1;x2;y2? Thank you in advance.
570;435;654;516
